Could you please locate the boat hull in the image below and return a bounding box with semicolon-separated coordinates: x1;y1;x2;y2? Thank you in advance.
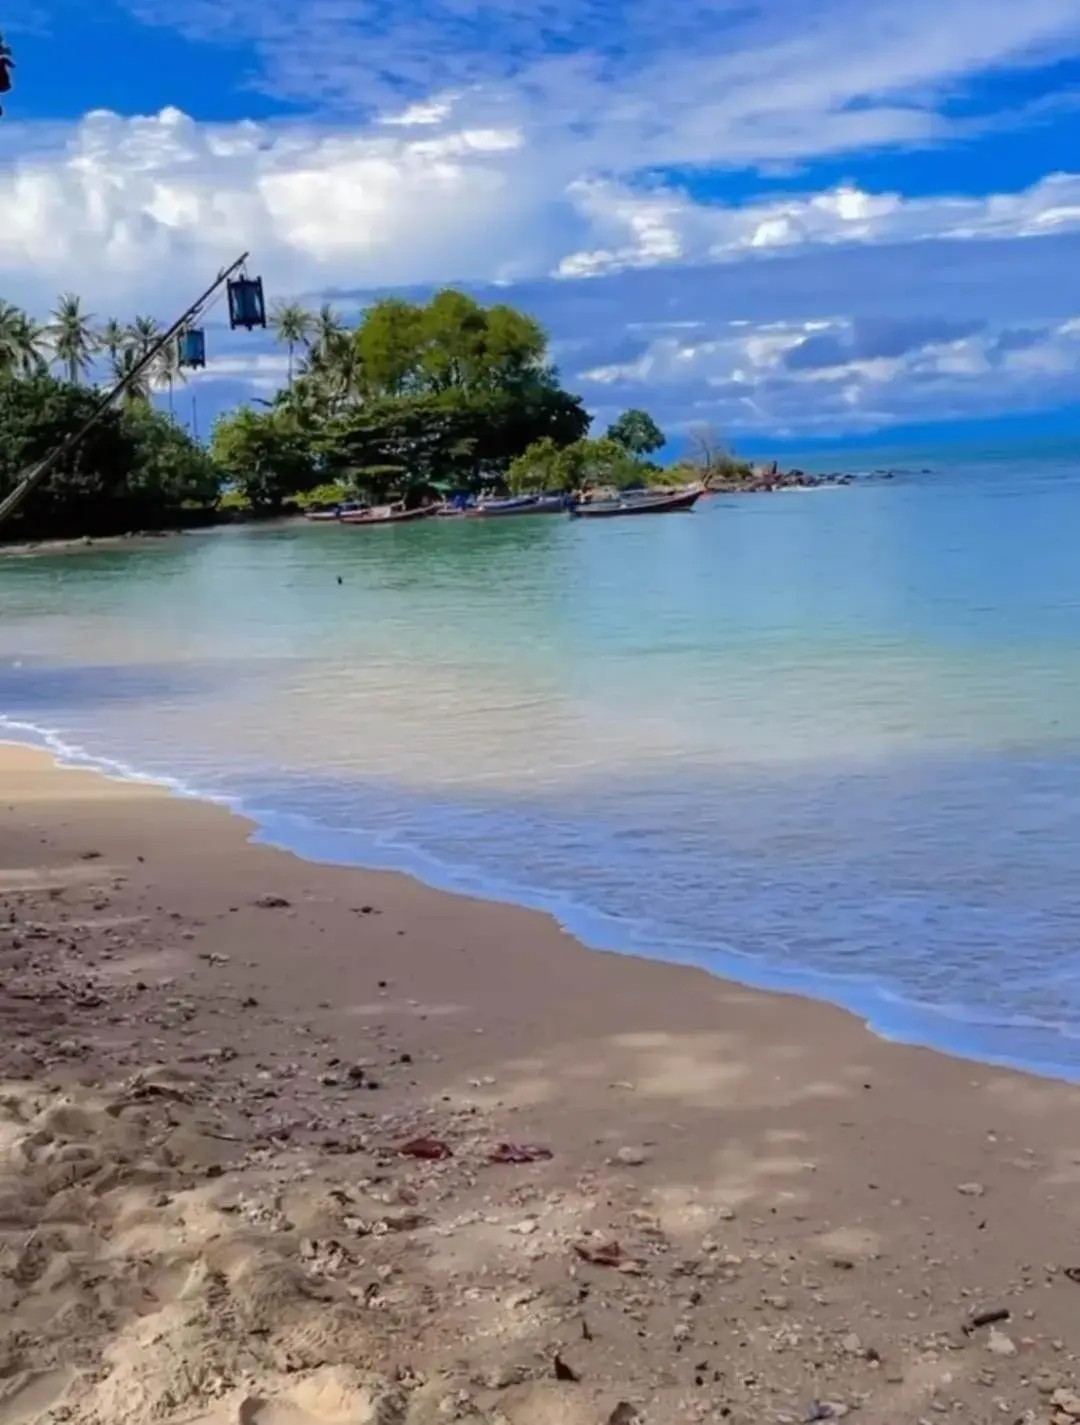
569;488;702;518
339;506;432;526
476;494;567;517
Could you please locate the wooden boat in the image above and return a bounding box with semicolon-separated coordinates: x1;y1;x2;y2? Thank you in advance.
339;503;432;526
304;500;368;522
569;487;702;519
477;493;567;517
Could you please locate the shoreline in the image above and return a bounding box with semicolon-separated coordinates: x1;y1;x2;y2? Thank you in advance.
4;741;1080;1423
4;741;1080;1422
3;719;1074;1089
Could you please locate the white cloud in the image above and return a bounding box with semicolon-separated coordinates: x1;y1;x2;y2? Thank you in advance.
6;107;1080;321
191;352;291;390
573;313;1080;435
557;173;1080;277
0;107;553;313
125;0;1080;158
9;0;1080;436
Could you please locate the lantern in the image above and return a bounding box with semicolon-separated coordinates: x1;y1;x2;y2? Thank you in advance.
227;275;267;331
178;328;206;369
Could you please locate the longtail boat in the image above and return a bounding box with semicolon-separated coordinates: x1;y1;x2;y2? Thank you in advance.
339;504;433;526
477;493;567;517
569;487;702;519
304;501;368;522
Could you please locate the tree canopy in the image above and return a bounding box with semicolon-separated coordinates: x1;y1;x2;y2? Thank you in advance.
607;408;666;457
0;373;220;537
213;288;593;507
0;283;675;538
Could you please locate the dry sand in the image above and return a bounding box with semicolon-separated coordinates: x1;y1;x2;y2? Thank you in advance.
2;742;1080;1425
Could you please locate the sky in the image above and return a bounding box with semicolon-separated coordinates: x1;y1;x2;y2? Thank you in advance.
5;0;1080;449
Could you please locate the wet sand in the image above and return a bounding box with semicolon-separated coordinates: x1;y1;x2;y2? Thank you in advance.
2;741;1080;1425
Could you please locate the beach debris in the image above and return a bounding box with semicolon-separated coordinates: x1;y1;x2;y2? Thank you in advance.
607;1405;640;1425
615;1145;651;1167
254;893;291;908
985;1327;1017;1357
374;1211;428;1234
553;1354;581;1383
399;1136;453;1160
956;1182;986;1197
573;1240;643;1272
964;1307;1011;1333
79;850;102;860
1051;1388;1080;1418
489;1142;553;1164
1064;1267;1080;1284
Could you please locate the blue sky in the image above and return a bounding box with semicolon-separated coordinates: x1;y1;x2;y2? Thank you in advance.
5;0;1080;449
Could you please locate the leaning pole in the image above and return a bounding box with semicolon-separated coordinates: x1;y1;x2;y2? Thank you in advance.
0;252;252;533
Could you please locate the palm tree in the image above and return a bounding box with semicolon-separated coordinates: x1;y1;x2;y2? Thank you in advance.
311;303;344;355
99;318;128;365
10;311;47;376
0;301;41;375
271;301;313;388
151;337;186;415
48;293;97;385
110;347;152;407
128;314;160;357
0;300;23;375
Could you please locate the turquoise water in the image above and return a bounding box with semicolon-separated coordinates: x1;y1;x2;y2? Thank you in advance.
3;450;1080;1077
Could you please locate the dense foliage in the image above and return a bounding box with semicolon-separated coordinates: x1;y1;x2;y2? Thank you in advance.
0;282;677;537
213;290;599;508
0;374;219;537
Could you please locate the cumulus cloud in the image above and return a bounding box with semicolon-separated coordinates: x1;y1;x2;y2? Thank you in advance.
557;173;1080;277
572;309;1080;436
9;0;1080;435
0;107;564;312
5;107;1080;319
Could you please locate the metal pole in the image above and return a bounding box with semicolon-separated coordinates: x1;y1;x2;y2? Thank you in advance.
0;251;250;530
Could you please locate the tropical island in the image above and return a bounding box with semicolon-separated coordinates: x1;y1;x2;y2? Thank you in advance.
1;286;833;542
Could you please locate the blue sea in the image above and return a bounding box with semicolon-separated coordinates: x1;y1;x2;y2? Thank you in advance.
3;440;1080;1079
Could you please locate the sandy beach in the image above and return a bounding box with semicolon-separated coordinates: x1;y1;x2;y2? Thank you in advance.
2;741;1080;1425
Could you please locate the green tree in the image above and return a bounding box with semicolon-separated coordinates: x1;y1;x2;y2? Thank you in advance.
272;289;588;494
577;437;643;488
479;304;548;390
608;408;666;457
151;337;185;415
418;289;489;392
99;318;128;365
311;303;345;355
48;294;97;385
271;301;313;388
211;406;314;511
123;403;221;511
354;297;424;396
128;315;160;357
0;302;46;377
507;437;576;493
510;436;640;493
0;373;217;537
110;347;153;408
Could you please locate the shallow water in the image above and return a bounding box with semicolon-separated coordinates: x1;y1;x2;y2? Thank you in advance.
3;450;1080;1077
